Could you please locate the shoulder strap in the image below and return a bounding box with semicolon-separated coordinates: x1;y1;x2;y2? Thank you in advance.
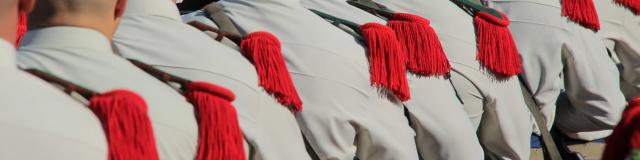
346;0;394;19
203;3;241;36
23;68;98;100
519;79;563;160
308;9;362;36
127;59;192;92
450;0;502;17
187;21;243;47
192;2;244;48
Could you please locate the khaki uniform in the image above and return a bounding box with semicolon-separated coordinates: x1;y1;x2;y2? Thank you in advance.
217;0;420;159
486;0;626;141
300;0;485;159
112;0;311;159
373;0;532;159
0;39;107;160
18;27;199;160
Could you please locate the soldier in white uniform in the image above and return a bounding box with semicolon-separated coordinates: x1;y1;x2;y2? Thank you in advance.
485;0;626;141
0;0;107;159
369;0;532;159
215;0;420;159
111;0;311;159
18;0;200;159
297;0;485;159
595;0;640;99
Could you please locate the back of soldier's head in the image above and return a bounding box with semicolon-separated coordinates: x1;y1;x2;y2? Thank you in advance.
28;0;127;40
0;0;34;44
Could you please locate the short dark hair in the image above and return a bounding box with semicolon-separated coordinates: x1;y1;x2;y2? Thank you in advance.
177;0;216;12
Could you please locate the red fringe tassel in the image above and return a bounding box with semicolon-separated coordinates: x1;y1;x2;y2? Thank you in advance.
387;13;451;77
16;11;27;48
561;0;601;31
602;97;640;160
88;90;159;160
474;11;522;77
616;0;640;15
184;82;246;160
240;31;303;111
360;23;411;101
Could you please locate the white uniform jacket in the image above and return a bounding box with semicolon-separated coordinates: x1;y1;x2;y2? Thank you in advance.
18;27;199;160
373;0;532;159
486;0;626;141
300;0;484;159
217;0;420;159
113;0;311;159
0;39;107;160
596;0;640;99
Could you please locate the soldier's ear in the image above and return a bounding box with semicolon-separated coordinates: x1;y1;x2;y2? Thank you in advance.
114;0;127;20
18;0;35;14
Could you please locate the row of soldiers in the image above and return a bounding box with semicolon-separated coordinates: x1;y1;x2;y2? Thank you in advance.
1;0;639;159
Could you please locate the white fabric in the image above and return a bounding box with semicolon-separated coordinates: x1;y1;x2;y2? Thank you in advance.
299;0;484;159
373;0;532;159
596;0;640;99
113;1;311;159
217;0;419;159
486;0;626;140
18;27;199;160
124;0;181;20
0;39;107;160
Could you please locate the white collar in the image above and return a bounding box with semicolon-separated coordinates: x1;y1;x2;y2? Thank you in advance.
20;26;112;54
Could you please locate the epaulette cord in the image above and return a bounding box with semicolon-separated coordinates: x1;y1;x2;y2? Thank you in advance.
23;68;98;100
309;8;412;101
23;67;161;160
128;59;248;160
187;11;305;110
345;0;453;77
188;3;306;110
